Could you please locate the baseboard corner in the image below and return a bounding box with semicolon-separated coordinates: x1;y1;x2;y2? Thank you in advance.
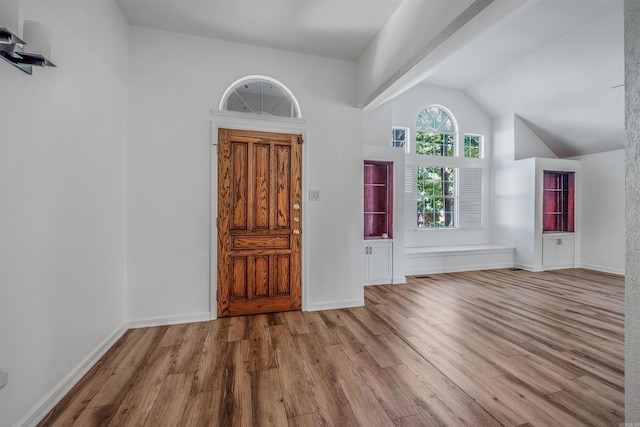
15;322;127;427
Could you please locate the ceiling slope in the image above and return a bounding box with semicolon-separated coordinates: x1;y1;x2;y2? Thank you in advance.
434;1;624;157
115;0;403;61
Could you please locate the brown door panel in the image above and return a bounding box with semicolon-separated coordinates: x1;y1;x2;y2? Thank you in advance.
218;128;302;317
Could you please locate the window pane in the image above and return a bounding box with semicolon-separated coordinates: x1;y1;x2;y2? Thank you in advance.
392;127;408;149
417;106;455;134
416;133;454;157
416;106;456;157
227;81;294;117
464;135;481;158
417;166;456;228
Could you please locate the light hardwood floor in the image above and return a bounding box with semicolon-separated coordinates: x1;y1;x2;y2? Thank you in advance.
38;268;624;426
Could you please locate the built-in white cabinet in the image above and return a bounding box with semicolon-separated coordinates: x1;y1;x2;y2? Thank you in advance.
542;234;574;268
364;240;392;285
508;158;580;271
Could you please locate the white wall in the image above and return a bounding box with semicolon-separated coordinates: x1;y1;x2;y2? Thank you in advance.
492;116;537;267
514;115;557;160
127;26;364;322
0;1;129;426
574;149;625;274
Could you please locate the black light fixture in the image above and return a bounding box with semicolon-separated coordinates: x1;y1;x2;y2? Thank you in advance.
0;0;56;75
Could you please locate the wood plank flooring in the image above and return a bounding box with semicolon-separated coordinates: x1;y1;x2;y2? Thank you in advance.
38;268;624;426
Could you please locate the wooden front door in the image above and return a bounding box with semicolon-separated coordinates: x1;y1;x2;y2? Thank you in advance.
217;128;302;317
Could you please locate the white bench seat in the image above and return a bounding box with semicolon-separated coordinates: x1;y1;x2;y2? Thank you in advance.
404;244;514;275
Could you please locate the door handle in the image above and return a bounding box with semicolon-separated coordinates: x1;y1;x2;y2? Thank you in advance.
293;229;300;235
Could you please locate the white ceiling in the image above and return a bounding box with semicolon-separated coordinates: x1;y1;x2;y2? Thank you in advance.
426;0;624;157
114;0;625;157
114;0;403;61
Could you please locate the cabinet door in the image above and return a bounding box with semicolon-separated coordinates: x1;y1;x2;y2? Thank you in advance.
542;235;574;268
542;237;558;266
365;241;392;284
556;237;574;266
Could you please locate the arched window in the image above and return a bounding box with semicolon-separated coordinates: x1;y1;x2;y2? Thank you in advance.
415;106;457;227
219;75;302;118
416;105;457;156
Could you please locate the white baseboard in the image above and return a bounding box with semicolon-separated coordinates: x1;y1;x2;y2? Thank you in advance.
393;275;408;284
127;312;212;329
305;298;364;312
514;263;544;272
14;323;127;427
580;263;625;276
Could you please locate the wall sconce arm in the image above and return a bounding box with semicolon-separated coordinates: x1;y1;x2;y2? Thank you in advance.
0;25;56;75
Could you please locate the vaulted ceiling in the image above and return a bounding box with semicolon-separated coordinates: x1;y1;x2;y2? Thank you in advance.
115;0;624;157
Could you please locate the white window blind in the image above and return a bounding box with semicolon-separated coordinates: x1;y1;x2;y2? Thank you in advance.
458;167;483;228
405;165;418;231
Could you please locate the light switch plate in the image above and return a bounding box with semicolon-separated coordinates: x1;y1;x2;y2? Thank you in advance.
309;190;320;201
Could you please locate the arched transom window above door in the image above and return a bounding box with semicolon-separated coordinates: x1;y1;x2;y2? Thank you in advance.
219;75;302;118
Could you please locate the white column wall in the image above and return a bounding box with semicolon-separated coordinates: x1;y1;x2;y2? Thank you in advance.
625;0;640;421
0;1;129;425
574;149;625;274
363;102;407;284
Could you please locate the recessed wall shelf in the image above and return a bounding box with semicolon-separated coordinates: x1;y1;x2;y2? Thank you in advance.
364;160;393;239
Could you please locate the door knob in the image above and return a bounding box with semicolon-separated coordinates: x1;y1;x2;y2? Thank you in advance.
293;229;300;235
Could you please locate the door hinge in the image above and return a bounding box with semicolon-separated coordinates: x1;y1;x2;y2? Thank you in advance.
297;135;304;144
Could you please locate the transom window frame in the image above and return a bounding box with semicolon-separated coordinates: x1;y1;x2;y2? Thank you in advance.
464;134;483;159
219;75;302;119
392;126;410;153
416;105;458;157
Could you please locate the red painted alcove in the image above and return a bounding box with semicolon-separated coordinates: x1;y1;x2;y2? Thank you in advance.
543;171;575;233
364;161;393;239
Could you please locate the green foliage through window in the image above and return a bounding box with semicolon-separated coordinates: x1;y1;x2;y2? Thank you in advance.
464;135;481;158
416;106;456;157
416;133;455;156
417;166;456;228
